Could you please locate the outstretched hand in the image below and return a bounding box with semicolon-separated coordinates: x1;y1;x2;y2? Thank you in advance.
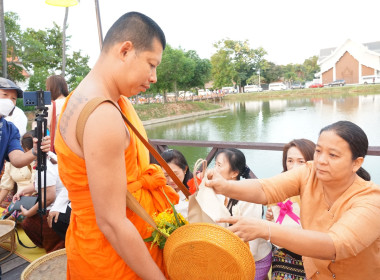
204;168;230;195
217;216;265;242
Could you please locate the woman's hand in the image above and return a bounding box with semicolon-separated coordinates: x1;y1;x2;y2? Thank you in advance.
12;190;24;203
204;168;230;195
20;205;31;217
266;206;274;221
47;211;60;228
217;216;265;242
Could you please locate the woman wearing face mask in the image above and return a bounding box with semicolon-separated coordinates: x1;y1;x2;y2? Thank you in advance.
206;121;380;279
214;148;272;280
161;149;193;218
266;139;316;280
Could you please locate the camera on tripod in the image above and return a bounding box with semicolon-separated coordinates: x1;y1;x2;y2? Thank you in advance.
22;90;51;216
23;90;51;108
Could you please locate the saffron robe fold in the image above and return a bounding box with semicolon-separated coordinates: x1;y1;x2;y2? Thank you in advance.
55;94;179;279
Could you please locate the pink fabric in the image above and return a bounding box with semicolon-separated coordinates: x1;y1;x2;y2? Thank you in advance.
276;200;300;225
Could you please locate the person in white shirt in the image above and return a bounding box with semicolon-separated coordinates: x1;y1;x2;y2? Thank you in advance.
214;148;272;280
5;106;27;137
47;186;71;241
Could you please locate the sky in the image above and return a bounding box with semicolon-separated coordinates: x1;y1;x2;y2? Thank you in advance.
4;0;380;68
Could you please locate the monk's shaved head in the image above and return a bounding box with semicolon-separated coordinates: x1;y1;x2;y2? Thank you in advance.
102;11;166;53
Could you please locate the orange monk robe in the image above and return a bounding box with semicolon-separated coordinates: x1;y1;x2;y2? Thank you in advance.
55;94;179;280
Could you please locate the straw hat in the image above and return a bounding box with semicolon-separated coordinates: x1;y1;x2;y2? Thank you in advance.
164;223;255;280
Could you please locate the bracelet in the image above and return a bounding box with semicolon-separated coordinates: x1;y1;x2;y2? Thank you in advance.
31;147;37;157
267;224;271;243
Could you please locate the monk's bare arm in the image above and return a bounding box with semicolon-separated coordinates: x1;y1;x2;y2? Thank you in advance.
84;103;165;280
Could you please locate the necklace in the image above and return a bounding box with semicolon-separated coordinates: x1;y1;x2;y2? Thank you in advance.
322;186;334;210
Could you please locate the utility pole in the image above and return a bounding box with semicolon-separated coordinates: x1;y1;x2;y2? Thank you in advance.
0;0;7;78
61;7;68;77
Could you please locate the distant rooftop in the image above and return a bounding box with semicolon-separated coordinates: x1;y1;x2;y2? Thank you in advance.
319;41;380;61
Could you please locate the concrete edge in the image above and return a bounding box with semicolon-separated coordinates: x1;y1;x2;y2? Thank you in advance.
142;107;230;126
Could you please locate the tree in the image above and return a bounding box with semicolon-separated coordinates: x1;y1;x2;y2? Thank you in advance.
151;45;194;94
184;50;211;89
303;56;320;81
261;62;283;84
1;11;90;91
0;11;24;80
65;50;91;90
211;39;267;91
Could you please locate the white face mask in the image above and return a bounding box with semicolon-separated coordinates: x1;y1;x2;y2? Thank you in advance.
0;98;15;117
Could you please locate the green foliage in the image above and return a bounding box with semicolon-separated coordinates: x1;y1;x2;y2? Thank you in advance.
27;67;50;91
0;12;25;81
2;11;90;92
261;62;282;84
211;39;267;91
303;56;320;81
149;45;211;95
65;51;91;90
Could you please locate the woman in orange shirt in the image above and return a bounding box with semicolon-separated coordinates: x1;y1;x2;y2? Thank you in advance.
206;121;380;279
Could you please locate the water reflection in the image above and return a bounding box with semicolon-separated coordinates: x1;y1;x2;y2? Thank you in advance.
146;94;380;184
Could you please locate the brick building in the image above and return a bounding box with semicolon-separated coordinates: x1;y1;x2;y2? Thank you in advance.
317;39;380;85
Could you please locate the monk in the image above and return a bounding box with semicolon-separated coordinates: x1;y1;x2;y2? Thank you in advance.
55;12;179;279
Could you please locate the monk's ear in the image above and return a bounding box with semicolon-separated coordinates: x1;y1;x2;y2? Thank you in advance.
118;41;134;61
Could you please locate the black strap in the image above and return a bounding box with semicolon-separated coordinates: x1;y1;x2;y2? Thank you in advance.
15;227;37;249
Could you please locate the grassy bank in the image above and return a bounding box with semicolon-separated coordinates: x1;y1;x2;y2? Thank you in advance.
224;84;380;101
134;101;222;121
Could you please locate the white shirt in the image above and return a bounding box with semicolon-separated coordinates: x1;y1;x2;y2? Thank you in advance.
50;187;70;213
175;191;189;219
34;152;64;210
5;106;27;136
230;200;272;261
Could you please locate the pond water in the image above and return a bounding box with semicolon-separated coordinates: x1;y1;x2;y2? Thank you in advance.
145;93;380;184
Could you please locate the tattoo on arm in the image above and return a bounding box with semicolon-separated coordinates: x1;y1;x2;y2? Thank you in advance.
60;93;89;141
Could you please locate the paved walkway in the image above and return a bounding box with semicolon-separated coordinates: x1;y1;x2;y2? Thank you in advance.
0;247;29;280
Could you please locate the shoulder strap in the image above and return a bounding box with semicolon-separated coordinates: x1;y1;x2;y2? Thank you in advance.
76;97;164;234
76;97;190;198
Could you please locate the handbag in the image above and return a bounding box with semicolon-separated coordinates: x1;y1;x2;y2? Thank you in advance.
187;159;230;227
9;196;38;212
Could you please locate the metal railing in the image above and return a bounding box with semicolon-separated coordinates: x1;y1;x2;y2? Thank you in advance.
150;139;380;178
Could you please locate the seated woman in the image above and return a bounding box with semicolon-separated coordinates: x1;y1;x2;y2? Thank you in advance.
207;121;380;279
266;139;315;280
214;148;272;280
13;135;65;253
160;149;193;218
0;132;36;222
47;186;71;241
